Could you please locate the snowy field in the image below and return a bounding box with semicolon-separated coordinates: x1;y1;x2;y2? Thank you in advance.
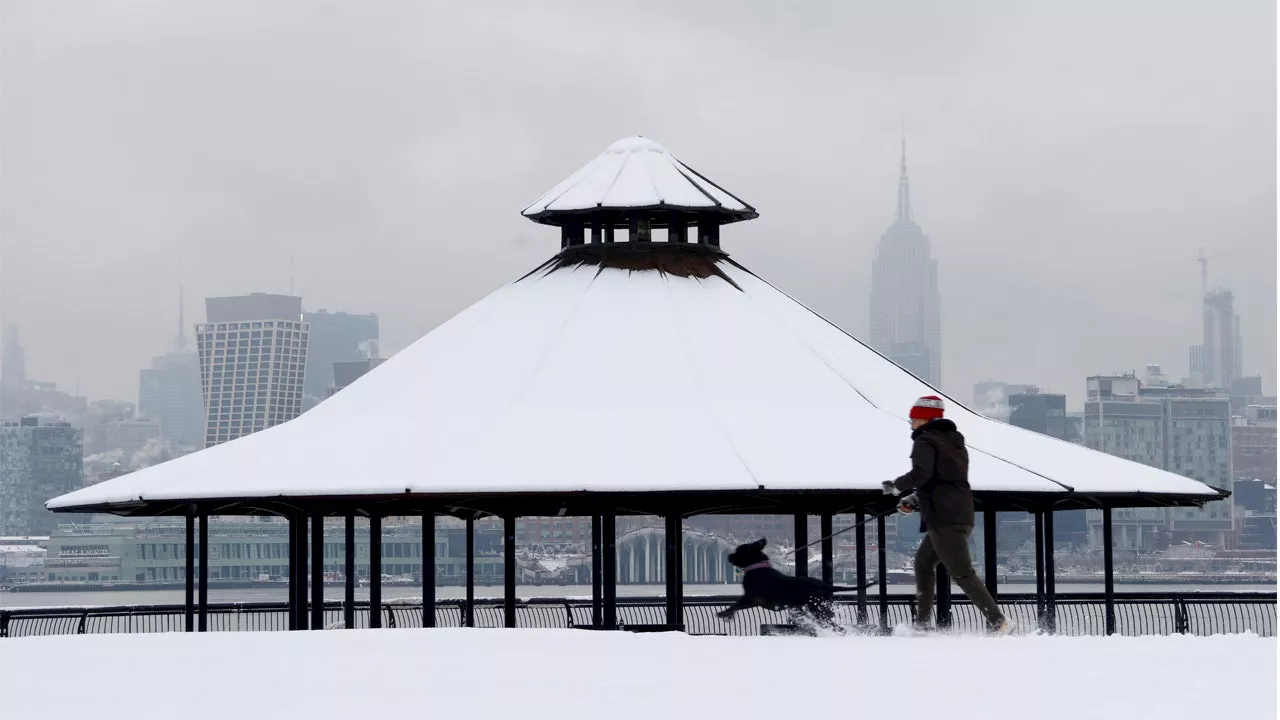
1;629;1274;719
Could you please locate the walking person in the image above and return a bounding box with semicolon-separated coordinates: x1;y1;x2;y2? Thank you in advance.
883;395;1012;634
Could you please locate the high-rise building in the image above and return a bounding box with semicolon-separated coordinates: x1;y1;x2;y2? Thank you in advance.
0;417;83;536
139;287;205;450
973;381;1039;421
328;358;386;397
303;310;379;401
140;352;203;450
1201;290;1242;390
869;138;941;387
196;294;309;447
1083;374;1233;549
1009;392;1067;439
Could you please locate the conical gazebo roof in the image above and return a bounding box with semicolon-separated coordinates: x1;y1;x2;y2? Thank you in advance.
47;138;1223;516
522;136;756;225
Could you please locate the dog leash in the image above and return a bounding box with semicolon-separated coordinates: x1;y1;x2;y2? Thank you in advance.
781;506;901;557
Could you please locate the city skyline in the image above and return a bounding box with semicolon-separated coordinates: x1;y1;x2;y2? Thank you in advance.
0;2;1274;409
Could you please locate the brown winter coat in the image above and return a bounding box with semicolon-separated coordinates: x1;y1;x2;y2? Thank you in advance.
891;418;974;531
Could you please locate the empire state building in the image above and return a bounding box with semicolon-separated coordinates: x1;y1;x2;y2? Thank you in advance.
869;140;942;387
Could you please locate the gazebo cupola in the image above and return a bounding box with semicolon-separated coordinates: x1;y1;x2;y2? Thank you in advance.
522;136;758;249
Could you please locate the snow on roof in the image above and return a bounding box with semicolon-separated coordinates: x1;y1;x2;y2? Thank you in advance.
47;253;1219;511
522;137;756;223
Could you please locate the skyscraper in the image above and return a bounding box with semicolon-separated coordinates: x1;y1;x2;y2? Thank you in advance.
302;309;379;401
869;137;942;386
196;294;309;447
138;287;204;450
0;417;83;536
1201;290;1242;390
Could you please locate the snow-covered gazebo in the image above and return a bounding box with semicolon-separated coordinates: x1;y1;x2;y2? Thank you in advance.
47;136;1225;635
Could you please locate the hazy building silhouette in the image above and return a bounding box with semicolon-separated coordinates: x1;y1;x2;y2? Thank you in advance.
303;310;379;401
1201;289;1242;390
139;288;204;450
869;137;941;386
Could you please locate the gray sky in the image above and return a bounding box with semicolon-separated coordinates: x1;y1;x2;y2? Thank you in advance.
1;0;1275;409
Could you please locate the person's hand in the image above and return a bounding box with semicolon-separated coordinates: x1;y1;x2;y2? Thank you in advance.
898;494;919;515
881;480;898;495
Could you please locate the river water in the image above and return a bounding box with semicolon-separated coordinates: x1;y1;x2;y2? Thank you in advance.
2;582;1274;608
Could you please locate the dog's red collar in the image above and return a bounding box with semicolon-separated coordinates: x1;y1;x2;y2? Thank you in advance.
742;561;771;572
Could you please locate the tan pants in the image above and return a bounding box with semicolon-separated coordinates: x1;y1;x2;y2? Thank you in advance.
914;525;1005;628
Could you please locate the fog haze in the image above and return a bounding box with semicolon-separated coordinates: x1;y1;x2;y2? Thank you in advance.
2;0;1274;408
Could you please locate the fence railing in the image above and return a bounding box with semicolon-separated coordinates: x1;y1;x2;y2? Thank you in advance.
1;592;1273;638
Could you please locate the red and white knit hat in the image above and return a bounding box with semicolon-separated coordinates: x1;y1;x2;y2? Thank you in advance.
909;395;946;421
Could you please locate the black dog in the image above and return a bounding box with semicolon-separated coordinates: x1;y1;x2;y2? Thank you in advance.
719;538;862;631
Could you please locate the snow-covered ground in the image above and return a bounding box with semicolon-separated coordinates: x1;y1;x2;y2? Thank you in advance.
1;629;1273;719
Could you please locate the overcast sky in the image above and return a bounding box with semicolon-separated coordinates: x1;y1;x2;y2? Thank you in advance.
1;0;1274;409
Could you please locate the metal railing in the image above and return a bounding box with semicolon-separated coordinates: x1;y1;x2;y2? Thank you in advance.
1;592;1273;638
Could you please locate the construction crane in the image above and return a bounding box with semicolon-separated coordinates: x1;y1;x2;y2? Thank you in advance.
1195;247;1228;296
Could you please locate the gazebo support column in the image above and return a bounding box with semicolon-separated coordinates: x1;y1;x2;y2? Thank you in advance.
983;510;999;599
1103;506;1116;636
602;512;617;629
369;515;382;629
1034;511;1045;624
664;514;683;628
184;511;194;633
793;514;808;578
198;510;209;632
504;514;517;629
1044;510;1057;634
876;515;889;634
464;515;475;628
311;514;324;630
820;513;834;586
422;513;436;628
296;514;309;630
591;515;603;628
855;509;868;626
344;515;355;630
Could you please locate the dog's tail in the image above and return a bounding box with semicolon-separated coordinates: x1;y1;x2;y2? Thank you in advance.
829;581;877;592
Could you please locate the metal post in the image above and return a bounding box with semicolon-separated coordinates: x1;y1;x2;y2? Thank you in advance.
287;516;297;631
591;515;603;628
369;515;382;629
664;514;683;627
296;514;308;631
185;512;195;633
504;514;517;628
1103;506;1116;635
344;515;355;630
1034;511;1045;624
1044;510;1057;634
876;515;889;633
464;515;475;628
311;514;324;630
198;510;209;632
793;514;808;578
422;513;436;628
983;510;998;599
820;513;834;586
602;512;617;629
935;564;952;629
299;512;309;625
854;510;868;625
